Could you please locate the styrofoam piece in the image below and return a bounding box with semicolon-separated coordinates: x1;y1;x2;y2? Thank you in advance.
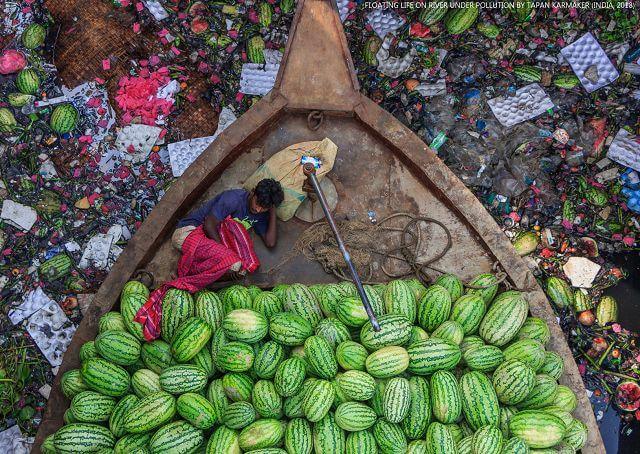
98;147;122;174
415;79;446;97
39;383;52;399
376;36;416;79
263;49;283;65
79;232;115;270
115;124;162;164
26;300;76;366
336;0;352;22
560;33;619;93
563;256;601;288
157;79;180;101
8;287;55;325
1;200;37;231
366;9;405;39
0;425;32;454
487;83;554;127
239;63;279;95
607;129;640;172
168;106;239;176
142;0;169;20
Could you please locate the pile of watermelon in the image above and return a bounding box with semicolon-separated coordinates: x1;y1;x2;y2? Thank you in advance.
44;274;589;453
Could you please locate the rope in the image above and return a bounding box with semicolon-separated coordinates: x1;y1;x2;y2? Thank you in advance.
307;111;324;131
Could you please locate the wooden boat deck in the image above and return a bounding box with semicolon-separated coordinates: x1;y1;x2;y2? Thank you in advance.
33;0;604;451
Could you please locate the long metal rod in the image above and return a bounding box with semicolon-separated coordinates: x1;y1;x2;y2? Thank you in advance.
303;163;380;331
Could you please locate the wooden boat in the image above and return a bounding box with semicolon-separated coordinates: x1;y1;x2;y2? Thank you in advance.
34;0;604;451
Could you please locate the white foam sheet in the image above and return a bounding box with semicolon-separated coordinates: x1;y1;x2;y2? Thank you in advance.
168;107;237;177
561;33;619;93
79;225;124;270
488;83;554;127
563;256;601;288
1;200;37;231
415;79;446;97
142;0;169;20
0;425;32;454
8;287;55;325
366;9;405;39
25;299;76;366
607;128;640;172
376;36;416;79
336;0;351;21
115;124;163;164
239;63;279;96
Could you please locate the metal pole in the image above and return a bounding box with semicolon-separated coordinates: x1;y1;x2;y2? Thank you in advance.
303;163;380;331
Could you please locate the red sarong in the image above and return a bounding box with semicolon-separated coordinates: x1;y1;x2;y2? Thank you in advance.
134;217;260;340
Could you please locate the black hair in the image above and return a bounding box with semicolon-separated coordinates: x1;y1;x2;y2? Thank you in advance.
254;178;284;208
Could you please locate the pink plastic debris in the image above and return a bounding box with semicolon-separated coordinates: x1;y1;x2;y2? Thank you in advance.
102;59;111;70
0;50;27;75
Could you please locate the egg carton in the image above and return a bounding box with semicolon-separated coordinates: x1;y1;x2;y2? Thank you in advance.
26;300;77;366
607;128;640;172
336;0;352;22
8;287;54;325
415;79;446;97
0;425;32;454
264;49;283;65
115;124;163;164
376;36;416;79
239;63;280;96
142;0;169;21
560;32;619;93
366;9;405;39
487;83;554;127
1;199;37;231
169;107;237;177
79;225;123;270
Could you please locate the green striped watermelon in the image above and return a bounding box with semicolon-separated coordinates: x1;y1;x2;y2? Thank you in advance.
431;370;462;424
216;342;255;372
194;290;224;330
304;335;338;379
406;326;430;346
172;317;213;363
81;358;130;397
253;291;284;319
177;392;217;429
460;335;484;353
463;345;504;372
457;435;473;454
503;339;546;372
16;68;39;95
538;351;564;381
425;421;456;454
239;419;285;450
337;369;376;401
516;317;551;345
314;412;346;453
253;379;283;418
206;379;229;422
545;277;573;309
79;341;98;362
417;285;452;332
247;36;266;64
303;379;335;422
70;391;116;422
540;405;573;429
405;278;427;301
336;296;371;328
332;376;351;408
459;371;500;430
435;274;464;301
317;284;346;318
450;293;485;335
447;423;464;443
553;385;577;412
53;423;115;453
553;74;580;89
131;368;161;397
406;338;461;375
109;394;138;438
61;369;88;399
221;285;253;313
315;318;351;349
275;357;307;397
472;424;503;454
366;346;409;378
401;375;431;440
479;291;529;347
39;253;72;281
224;401;256;429
466;273;499;305
114;432;151;454
383;377;410;423
596;295;618;325
223;309;268;343
21;23;46;49
159;364;208;393
123;391;176;433
508;410;566;448
269;312;313;346
0;107;16;133
501;436;528;453
206;426;240;453
517;374;558;410
419;5;449;25
283;283;324;327
190;346;215;377
346;429;377;453
149;420;204;454
285;418;313;454
363;36;381;66
120;292;147;341
49;103;78;134
254;341;286;379
360;314;411;351
222;372;253;402
499;405;518;438
431;320;464;345
373;419;407;452
514;65;542;82
284;389;307;419
95;329;141;366
384;280;417;323
563;418;587;451
335;401;377;431
492;359;536;405
369;380;386;417
161;289;195;342
141;340;173;374
98;311;126;333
